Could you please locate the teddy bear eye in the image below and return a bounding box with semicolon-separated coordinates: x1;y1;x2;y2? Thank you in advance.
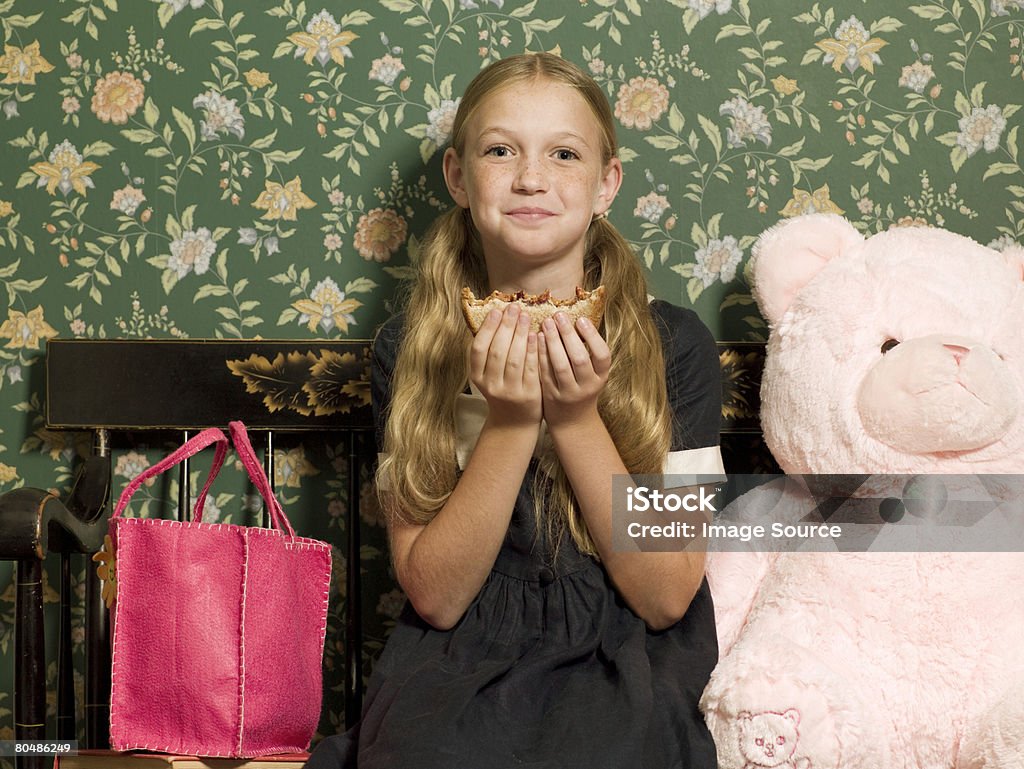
880;339;900;354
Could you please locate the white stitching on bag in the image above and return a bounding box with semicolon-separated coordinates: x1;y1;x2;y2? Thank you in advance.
108;524;122;745
118;516;331;551
236;527;249;756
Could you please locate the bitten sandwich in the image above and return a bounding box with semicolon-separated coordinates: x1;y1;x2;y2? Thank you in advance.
460;285;606;334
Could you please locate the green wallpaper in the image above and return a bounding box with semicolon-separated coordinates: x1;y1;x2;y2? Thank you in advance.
0;0;1022;752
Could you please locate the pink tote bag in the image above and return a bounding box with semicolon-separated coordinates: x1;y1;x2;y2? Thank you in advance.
101;421;332;757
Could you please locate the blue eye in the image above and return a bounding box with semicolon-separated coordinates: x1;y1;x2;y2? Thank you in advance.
486;145;510;157
556;149;578;161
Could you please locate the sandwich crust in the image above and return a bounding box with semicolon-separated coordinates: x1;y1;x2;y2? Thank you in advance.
460;285;606;334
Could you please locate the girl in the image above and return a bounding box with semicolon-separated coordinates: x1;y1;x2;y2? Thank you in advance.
308;52;724;768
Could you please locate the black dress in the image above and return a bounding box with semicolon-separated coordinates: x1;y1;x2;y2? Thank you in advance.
307;300;722;769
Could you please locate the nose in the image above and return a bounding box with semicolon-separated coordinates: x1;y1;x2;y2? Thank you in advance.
513;157;546;193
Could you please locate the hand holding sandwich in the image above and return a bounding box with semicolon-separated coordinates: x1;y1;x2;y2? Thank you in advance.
468;302;542;429
465;284;610;429
467;287;611;431
538;312;611;429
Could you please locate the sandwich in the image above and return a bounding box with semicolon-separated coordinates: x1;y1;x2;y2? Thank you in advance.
460;285;606;334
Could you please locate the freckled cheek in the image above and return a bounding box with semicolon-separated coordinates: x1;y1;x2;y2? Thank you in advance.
562;168;602;194
464;168;510;206
470;165;512;189
464;163;601;203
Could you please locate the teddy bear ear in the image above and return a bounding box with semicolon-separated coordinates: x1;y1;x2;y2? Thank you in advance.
1000;244;1024;281
751;213;863;325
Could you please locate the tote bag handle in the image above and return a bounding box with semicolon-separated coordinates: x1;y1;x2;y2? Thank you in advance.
112;423;299;538
112;427;230;521
228;421;296;537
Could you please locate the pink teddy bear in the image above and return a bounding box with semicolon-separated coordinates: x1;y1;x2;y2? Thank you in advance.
701;214;1024;769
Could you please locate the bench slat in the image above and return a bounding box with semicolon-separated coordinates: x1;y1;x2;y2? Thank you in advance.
46;339;374;431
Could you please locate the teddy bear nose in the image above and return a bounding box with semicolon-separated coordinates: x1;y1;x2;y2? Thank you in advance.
944;343;970;364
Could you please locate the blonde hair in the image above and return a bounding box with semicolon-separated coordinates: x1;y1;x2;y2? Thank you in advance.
377;53;671;556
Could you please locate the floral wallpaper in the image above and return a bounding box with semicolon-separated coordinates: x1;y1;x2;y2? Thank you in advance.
0;0;1022;753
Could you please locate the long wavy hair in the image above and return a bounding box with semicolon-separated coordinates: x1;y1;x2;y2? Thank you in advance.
377;53;671;556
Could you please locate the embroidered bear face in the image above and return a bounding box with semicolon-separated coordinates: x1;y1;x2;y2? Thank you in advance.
738;709;802;768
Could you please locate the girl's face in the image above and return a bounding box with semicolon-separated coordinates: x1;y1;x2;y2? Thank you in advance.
443;78;621;286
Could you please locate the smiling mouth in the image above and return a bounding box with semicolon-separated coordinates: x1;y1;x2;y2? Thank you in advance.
507;208;556;219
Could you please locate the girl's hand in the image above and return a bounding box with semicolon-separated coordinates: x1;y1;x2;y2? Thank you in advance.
469;304;542;428
538;313;611;427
